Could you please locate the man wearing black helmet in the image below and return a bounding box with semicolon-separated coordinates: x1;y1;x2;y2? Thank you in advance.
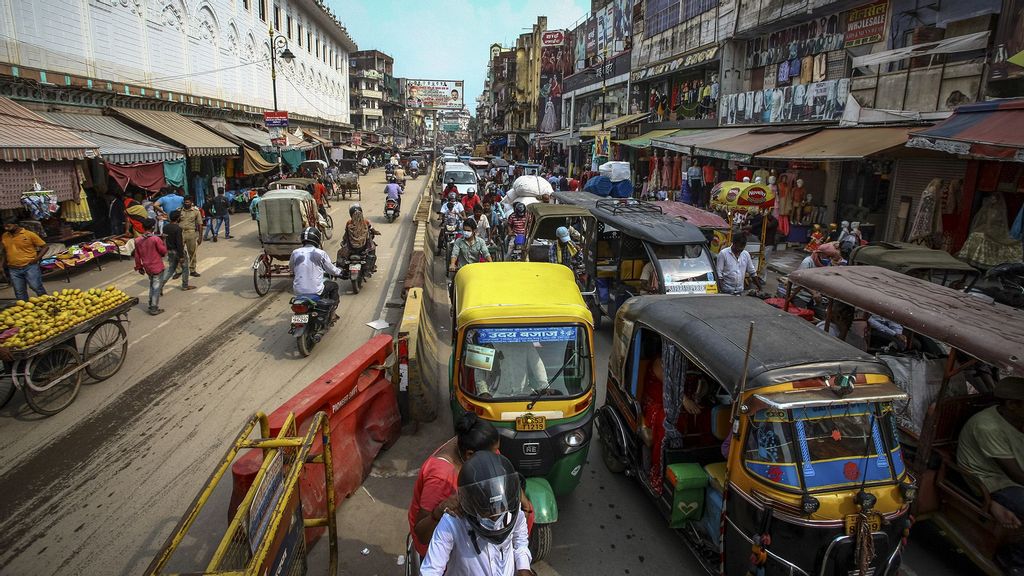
420;451;533;576
290;226;343;319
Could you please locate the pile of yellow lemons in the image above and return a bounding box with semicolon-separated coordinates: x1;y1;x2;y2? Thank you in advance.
0;286;131;349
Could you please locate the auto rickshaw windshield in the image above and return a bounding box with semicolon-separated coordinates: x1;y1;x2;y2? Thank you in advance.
652;244;716;284
460;325;591;401
744;401;905;493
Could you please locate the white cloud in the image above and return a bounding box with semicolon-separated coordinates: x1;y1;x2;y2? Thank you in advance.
329;0;590;114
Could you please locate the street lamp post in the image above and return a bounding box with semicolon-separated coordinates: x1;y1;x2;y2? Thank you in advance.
267;27;295;176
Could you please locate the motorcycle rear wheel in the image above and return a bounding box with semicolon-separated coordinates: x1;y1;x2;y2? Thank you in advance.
351;275;363;294
297;331;315;357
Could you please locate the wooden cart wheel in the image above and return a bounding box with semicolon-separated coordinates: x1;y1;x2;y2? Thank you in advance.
0;372;14;409
23;344;82;416
83;320;128;381
254;256;272;296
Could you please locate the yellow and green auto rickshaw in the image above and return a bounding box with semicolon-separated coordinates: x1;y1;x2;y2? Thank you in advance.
450;262;596;560
596;294;914;575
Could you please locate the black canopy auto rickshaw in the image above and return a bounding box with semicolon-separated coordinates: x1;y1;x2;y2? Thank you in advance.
597;294;913;576
787;265;1024;576
848;241;980;290
553;192;717;325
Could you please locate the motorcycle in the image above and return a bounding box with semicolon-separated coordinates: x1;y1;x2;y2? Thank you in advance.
409;167;419;180
358;164;369;176
506;233;526;262
342;252;376;294
384;198;400;223
289;294;336;357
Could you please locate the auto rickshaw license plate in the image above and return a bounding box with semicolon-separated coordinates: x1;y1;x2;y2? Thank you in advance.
844;513;881;536
515;415;546;431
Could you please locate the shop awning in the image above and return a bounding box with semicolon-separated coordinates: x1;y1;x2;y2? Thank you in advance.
38;112;183;164
906;98;1024;161
757;126;913;160
651;127;756;155
198;120;274;151
110;108;238;157
579;112;649;136
694;128;819;162
304;131;333;146
243;147;279;174
0;97;98;162
614;129;681;149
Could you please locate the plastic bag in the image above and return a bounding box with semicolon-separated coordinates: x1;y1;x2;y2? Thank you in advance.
600;161;631;182
878;353;966;436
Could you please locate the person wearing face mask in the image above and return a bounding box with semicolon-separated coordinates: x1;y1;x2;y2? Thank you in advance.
420;451;534;576
449;218;493;274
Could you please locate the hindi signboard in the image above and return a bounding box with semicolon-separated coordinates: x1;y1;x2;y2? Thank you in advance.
405;79;465;110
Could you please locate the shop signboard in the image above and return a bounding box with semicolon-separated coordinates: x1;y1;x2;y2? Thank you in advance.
405;79;464;110
844;1;888;48
442;122;460;132
352;134;362;146
263;111;289;128
542;30;565;46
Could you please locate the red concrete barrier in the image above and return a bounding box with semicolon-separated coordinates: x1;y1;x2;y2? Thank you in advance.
231;334;402;541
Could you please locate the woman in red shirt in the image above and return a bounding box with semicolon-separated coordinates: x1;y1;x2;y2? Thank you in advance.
408;413;500;558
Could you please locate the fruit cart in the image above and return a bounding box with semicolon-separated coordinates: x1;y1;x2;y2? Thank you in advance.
0;288;138;416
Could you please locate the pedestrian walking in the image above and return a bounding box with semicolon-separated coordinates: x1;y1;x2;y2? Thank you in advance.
133;219;167;315
202;197;215;242
178;197;203;277
163;210;196;290
1;215;48;302
211;188;232;241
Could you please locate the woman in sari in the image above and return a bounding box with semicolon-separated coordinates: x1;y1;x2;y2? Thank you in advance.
124;196;151;237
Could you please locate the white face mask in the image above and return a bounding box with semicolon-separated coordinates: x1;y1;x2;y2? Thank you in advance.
479;511;511;531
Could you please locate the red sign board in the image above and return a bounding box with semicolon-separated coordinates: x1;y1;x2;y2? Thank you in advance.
542;30;565;46
263;111;289;128
845;1;888;48
352;134;362;146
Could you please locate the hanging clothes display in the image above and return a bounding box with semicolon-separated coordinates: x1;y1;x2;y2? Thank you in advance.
163;159;187;190
906;178;942;246
62;195;93;223
672;155;683;191
21;191;58;220
958;193;1024;268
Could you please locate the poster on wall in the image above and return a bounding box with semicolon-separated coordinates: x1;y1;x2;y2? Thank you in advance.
537;42;571;133
574;26;587;71
992;0;1024;80
597;7;610;57
405;80;465;109
613;0;633;50
844;1;887;48
585;17;597;61
719;78;850;125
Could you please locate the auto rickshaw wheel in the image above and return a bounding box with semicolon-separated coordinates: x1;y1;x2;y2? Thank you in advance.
600;434;626;474
528;523;552;561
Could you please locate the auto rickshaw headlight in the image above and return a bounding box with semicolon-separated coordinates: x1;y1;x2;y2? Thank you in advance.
563;429;587;452
801;495;820;515
899;479;918;503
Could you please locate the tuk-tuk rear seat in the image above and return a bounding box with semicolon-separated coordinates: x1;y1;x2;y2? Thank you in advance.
704;461;727;492
620;259;646;289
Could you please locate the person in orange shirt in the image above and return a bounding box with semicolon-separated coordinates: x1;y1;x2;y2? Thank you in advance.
1;216;48;301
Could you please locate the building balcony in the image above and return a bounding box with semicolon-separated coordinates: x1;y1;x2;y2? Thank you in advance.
351;88;383;100
352;108;384;118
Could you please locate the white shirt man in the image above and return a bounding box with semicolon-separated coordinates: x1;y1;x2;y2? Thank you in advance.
477;343;549;397
420;511;531;576
359;157;369;168
439;201;465;219
716;239;757;295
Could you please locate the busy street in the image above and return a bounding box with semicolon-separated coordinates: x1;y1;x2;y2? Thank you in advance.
2;1;1024;576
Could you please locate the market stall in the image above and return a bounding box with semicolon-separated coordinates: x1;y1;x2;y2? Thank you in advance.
709;180;777;274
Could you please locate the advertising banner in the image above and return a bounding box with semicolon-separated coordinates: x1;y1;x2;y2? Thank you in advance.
537;41;571;133
719;78;850;125
405;80;465;110
542;30;565;46
574;28;586;72
597;6;610;57
613;0;633;50
845;0;888;48
585;17;597;61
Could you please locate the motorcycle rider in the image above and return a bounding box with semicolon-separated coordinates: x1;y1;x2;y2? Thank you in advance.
419;452;533;576
461;187;481;214
337;204;380;278
438;193;465;247
442;178;459;199
290;227;343;321
394;163;407;187
505;202;530;257
384;176;403;215
449;218;492;274
409;158;420;176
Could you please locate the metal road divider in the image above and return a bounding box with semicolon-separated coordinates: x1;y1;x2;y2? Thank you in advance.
146;411;338;576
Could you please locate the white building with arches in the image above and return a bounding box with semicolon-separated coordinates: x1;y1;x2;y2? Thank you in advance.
0;0;355;126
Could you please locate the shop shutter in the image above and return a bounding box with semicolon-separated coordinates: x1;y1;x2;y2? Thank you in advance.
886;157;967;242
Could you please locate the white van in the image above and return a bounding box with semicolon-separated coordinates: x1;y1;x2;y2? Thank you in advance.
441;162;478;196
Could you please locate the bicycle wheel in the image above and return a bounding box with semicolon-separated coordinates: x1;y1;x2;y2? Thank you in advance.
23;344;82;416
324;214;334;239
254;256;271;296
83;320;128;381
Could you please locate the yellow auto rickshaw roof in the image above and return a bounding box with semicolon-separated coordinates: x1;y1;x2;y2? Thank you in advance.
454;262;592;326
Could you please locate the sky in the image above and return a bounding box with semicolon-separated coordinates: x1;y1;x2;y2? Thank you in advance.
329;0;590;114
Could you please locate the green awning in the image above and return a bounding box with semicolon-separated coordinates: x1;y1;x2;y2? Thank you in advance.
614;129;681;149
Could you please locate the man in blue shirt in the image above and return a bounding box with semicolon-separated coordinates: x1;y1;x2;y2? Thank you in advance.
384;178;403;210
155;188;184;217
409;159;420;172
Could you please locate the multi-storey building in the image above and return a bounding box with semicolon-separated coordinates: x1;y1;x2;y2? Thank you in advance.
349;49;392;137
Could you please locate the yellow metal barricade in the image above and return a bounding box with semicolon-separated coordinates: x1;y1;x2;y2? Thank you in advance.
146;411;337;576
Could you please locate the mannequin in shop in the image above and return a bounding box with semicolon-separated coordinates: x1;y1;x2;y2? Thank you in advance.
837;221;851;244
799;194;815;224
687;161;703;206
790;178;807;221
769;175;787;236
742;176;751;183
754;176;763;184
